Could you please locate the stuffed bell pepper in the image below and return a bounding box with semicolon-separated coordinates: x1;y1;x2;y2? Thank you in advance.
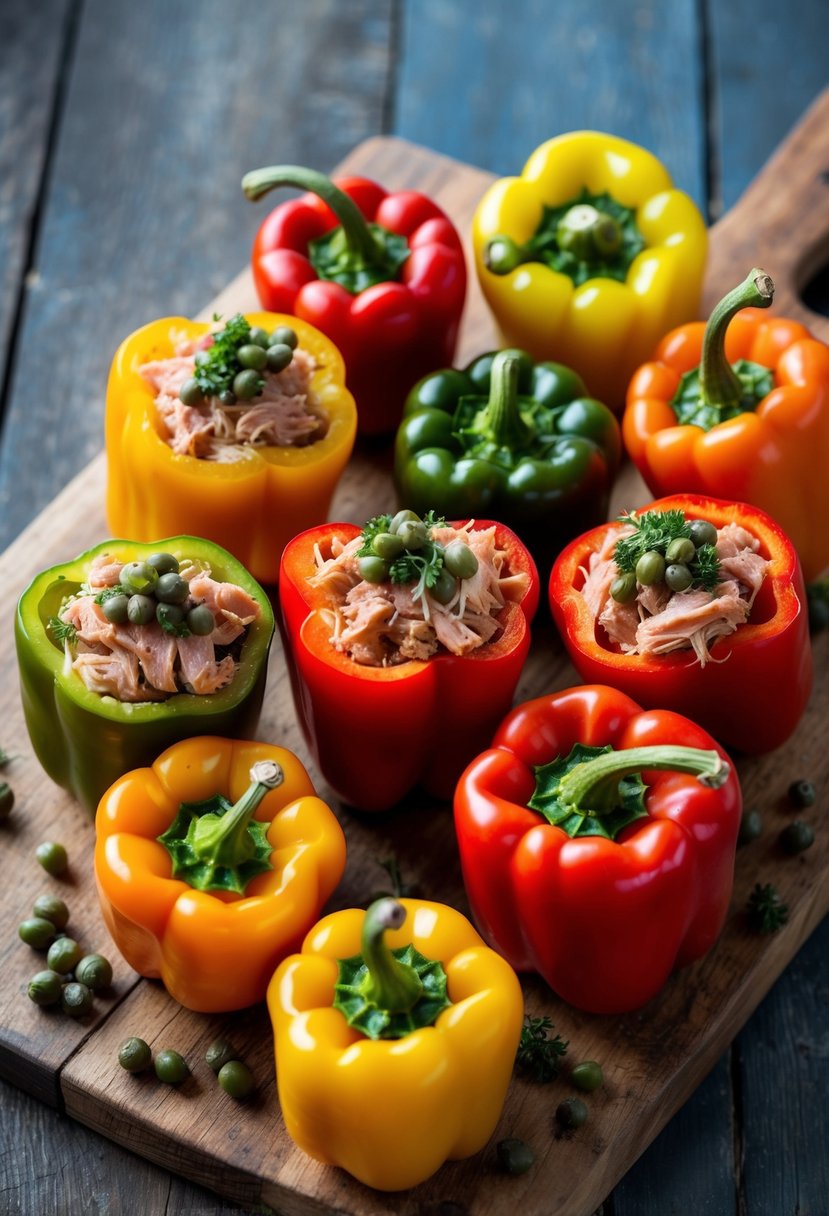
394;348;620;567
95;736;346;1012
106;311;356;584
623;268;829;580
268;897;522;1190
280;508;539;810
243;166;467;434
16;538;274;811
549;495;812;753
454;684;742;1013
473;132;707;410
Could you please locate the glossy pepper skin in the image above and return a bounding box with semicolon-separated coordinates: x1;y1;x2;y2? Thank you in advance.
623;271;829;581
549;495;812;754
95;736;346;1013
454;685;742;1013
394;348;620;567
279;519;539;811
268;898;523;1191
16;537;274;813
243;167;466;435
105;311;356;585
472;132;707;411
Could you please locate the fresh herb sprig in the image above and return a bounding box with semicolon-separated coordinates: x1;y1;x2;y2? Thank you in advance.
614;509;720;592
515;1014;569;1082
747;882;789;934
193;314;260;399
48;616;77;646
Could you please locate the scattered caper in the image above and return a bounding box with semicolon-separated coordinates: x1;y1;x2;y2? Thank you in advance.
397;520;428;550
61;981;93;1018
788;780;815;809
233;369;262;400
205;1039;235;1074
270;326;298;350
496;1137;535;1175
665;563;693;592
371;531;404;561
120;561;158;596
118;1037;152;1073
28;969;64;1007
35;841;68;877
779;821;815;855
443;541;478;580
178;378;204;407
217;1060;255;1099
127;594;155;626
389;509;420;535
154;1049;189;1085
46;936;83;974
737;809;763;847
635;550;666;586
248;326;271;349
155;573;189;604
610;572;637;604
266;343;293;373
430;568;457;605
32;894;69;930
146;552;179;576
19;917;58;949
555;1097;588;1130
156;602;184;630
186;604;215;636
218;389;237;406
688;519;718;549
237;343;268;371
357;555;389;584
74;953;113;991
102;594;130;624
665;537;696;565
570;1061;604;1092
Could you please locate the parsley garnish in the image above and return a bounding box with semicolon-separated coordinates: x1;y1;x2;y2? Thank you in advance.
614;509;720;592
747;882;789;934
94;585;129;605
357;511;448;601
48;616;77;646
192;313;262;399
158;615;191;638
515;1014;569;1082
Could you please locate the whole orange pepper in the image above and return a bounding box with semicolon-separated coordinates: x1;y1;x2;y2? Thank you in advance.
623;269;829;580
94;736;346;1013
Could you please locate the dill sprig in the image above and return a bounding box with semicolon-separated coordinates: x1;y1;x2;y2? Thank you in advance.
48;616;77;646
614;508;720;592
747;882;790;934
193;313;260;399
515;1014;568;1082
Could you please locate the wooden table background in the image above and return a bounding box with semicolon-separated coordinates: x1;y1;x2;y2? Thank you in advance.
1;2;828;1214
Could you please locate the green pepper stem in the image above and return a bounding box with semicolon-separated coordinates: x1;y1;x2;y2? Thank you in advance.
359;898;424;1013
700;268;774;412
191;761;284;867
558;745;728;816
556;203;622;261
482;352;533;448
241;164;385;265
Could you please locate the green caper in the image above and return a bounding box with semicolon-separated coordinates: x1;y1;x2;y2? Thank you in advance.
127;594;155;626
74;953;113;990
61;982;93;1018
237;343;268;371
146;552;180;576
118;1036;152;1073
443;541;478;580
120;561;159;596
156;603;184;630
205;1038;235;1074
688;519;718;549
102;594;130;624
788;779;815;808
635;551;666;586
371;531;404;561
0;783;13;820
496;1137;535;1175
32;894;69;930
737;809;763;846
233;369;263;400
46;936;83;974
398;520;428;550
36;841;68;876
270;326;298;350
779;821;815;855
186;604;215;636
248;326;271;349
610;572;637;604
665;563;693;592
665;537;696;565
178;378;204;407
430;568;457;605
155;573;189;604
266;343;293;373
358;556;389;584
155;1049;189;1085
217;1060;255;1099
570;1061;604;1092
28;969;64;1007
218;389;237;406
389;509;420;534
19;917;58;949
555;1097;588;1130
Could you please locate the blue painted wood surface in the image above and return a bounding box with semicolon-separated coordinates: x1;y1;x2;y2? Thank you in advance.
1;1;827;1213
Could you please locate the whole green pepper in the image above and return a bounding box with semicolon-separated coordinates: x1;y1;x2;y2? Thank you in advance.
394;350;620;563
15;536;274;813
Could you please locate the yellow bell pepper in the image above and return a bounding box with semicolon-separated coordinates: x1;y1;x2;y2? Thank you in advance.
94;736;346;1013
268;897;523;1191
106;312;357;584
473;132;707;410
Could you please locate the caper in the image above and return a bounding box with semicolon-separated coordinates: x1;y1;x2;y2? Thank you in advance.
788;779;815;808
237;343;268;371
248;326;271;349
666;537;696;565
19;917;58;949
266;343;293;373
178;378;204;407
443;541;478;580
371;531;404;561
738;809;763;847
120;561;158;596
233;369;263;400
357;556;389;584
389;509;420;534
0;783;13;820
156;603;184;631
665;563;693;592
218;389;237;406
571;1061;604;1092
36;841;68;876
146;552;180;576
186;604;215;636
217;1060;255;1099
32;894;69;930
270;325;298;350
155;573;189;604
688;519;718;549
397;520;428;550
610;572;637;604
555;1097;588;1130
430;568;457;605
155;1049;189;1085
28;969;64;1007
75;953;113;990
118;1036;153;1073
635;551;666;586
779;821;815;855
61;982;93;1018
102;594;130;624
496;1137;535;1175
127;594;155;626
47;936;83;974
205;1038;235;1074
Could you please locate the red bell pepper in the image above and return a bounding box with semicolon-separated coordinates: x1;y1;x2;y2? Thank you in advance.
242;166;467;435
549;494;812;754
279;517;539;811
454;684;743;1013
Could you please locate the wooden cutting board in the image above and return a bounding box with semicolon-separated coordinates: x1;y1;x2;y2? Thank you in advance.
2;89;828;1216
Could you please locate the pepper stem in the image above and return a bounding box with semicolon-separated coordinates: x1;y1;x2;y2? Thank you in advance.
359;898;424;1013
241;164;385;265
556;203;622;261
558;745;728;816
191;760;284;868
700;268;774;412
481;352;533;448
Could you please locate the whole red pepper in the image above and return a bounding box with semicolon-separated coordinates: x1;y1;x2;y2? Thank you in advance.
242;166;467;435
549;494;812;754
279;518;539;811
454;684;743;1013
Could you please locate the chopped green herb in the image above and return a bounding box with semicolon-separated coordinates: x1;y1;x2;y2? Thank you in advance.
94;585;130;604
747;882;789;934
614;509;720;592
48;616;77;646
193;314;262;400
515;1014;568;1082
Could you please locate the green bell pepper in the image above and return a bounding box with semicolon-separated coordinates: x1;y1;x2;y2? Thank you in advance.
15;536;274;813
393;349;621;563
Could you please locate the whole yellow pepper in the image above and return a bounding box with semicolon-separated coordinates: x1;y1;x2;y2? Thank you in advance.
268;897;523;1191
473;132;707;410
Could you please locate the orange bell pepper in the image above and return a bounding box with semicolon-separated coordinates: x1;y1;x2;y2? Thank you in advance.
94;736;346;1013
623;269;829;580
